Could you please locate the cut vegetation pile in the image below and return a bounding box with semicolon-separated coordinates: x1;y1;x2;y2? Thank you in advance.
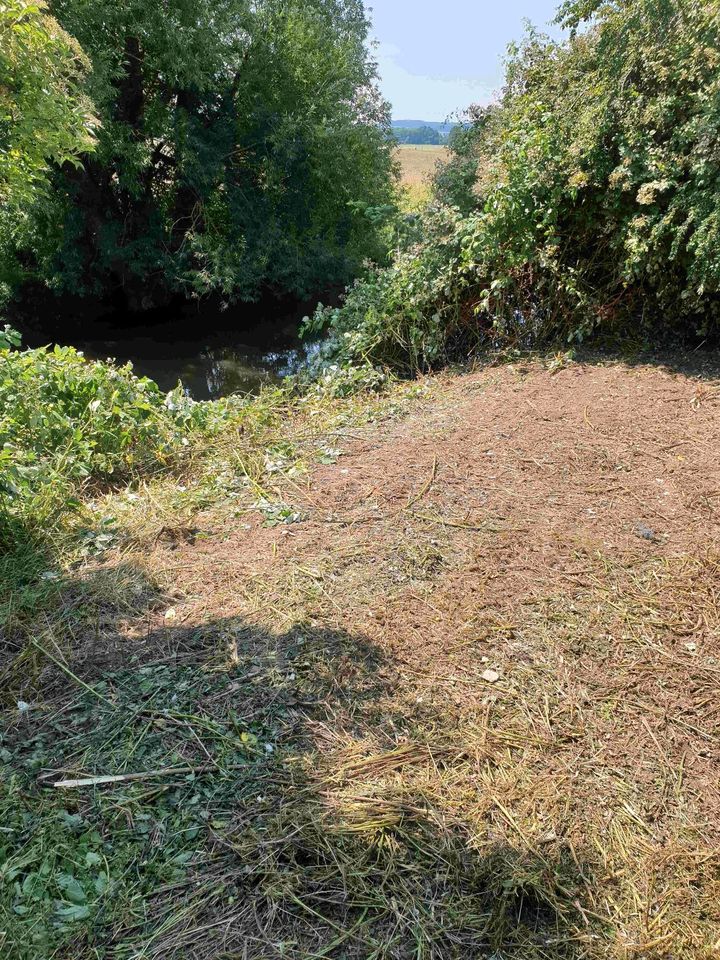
2;354;719;959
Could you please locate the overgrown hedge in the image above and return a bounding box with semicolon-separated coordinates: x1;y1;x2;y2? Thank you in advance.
316;0;720;370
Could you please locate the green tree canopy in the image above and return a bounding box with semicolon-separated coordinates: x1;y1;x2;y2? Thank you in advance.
0;0;95;300
11;0;394;308
0;0;95;207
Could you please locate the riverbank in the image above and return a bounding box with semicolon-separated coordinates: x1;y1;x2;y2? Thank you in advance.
2;352;720;958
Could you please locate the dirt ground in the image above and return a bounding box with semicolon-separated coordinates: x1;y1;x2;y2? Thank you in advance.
4;355;720;958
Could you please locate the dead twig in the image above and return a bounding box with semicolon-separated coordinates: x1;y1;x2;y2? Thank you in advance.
404;455;438;511
45;763;240;789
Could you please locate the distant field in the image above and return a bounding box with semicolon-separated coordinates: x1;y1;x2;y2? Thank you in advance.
395;144;449;186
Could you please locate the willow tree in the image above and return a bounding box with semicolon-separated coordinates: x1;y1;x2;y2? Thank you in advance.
0;0;95;303
24;0;395;308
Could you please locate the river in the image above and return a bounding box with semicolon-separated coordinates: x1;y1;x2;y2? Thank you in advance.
14;292;330;400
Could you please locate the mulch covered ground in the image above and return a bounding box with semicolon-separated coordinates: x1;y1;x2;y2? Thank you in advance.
4;355;720;959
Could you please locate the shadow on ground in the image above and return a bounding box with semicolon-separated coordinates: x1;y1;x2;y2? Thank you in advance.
0;560;606;960
572;344;720;380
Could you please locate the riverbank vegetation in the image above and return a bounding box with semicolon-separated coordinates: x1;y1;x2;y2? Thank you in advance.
318;0;720;370
0;340;216;596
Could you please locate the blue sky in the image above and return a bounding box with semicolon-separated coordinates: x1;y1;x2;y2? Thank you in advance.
365;0;563;121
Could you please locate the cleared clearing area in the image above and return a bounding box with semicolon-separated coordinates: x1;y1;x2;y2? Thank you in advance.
3;356;720;959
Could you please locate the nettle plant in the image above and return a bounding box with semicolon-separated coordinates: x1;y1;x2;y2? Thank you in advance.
0;338;201;545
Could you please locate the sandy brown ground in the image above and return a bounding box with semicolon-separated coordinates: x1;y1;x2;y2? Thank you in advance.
12;356;720;958
94;356;719;957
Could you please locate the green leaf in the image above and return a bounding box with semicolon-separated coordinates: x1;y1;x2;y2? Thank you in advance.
56;873;86;904
55;903;91;923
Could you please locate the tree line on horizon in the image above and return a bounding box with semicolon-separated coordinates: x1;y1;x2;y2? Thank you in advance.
393;126;444;145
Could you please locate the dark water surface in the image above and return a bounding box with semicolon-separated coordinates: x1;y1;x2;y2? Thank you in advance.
15;292;330;400
76;318;321;400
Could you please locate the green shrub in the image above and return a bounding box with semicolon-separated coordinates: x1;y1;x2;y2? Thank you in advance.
294;359;390;399
317;0;720;371
0;339;202;553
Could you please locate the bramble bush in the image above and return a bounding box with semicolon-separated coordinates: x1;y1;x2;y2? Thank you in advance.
315;0;720;371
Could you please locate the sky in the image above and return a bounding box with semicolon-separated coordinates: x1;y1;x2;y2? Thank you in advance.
365;0;563;122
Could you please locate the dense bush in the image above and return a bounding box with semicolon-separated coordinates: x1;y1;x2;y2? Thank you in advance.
317;0;720;371
0;337;204;549
4;0;395;309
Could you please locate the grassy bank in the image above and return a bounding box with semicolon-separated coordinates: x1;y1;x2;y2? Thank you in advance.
2;348;719;958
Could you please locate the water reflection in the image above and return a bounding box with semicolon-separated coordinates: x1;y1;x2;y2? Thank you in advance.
78;325;321;400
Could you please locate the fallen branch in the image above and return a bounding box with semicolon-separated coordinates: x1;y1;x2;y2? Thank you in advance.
45;763;231;789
